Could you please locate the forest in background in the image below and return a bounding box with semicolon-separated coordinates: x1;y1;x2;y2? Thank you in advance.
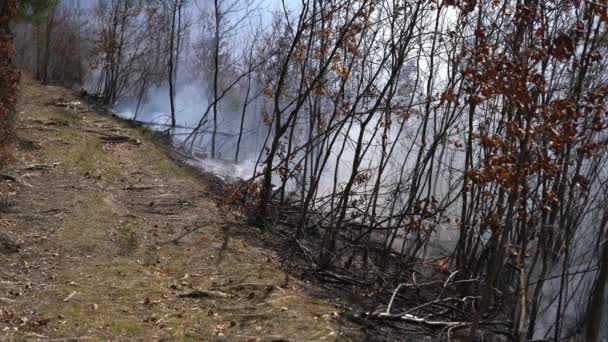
9;0;608;341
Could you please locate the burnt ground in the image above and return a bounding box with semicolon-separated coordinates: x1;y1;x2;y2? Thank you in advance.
0;76;359;341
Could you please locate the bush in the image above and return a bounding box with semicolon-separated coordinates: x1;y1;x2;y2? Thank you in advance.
0;0;19;168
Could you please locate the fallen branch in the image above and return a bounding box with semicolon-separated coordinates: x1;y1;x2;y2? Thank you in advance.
158;222;240;245
0;297;16;303
224;282;286;294
363;311;470;329
404;296;480;315
52;100;85;111
144;209;179;215
124;185;165;191
0;173;33;187
23;163;61;171
82;129;142;145
313;270;370;287
178;289;234;299
99;135;141;145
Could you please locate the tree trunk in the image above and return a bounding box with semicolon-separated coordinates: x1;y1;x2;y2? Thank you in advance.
585;209;608;342
168;0;178;129
235;53;253;163
211;0;220;158
41;5;57;85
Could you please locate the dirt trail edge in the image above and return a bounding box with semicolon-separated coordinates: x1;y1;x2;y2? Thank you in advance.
0;76;356;341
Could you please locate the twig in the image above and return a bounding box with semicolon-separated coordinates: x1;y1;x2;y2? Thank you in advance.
386;283;407;315
444;270;459;287
63;291;77;302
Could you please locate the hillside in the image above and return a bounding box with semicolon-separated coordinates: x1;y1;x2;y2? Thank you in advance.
0;76;354;341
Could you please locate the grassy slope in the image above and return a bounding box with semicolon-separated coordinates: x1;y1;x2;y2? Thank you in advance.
0;76;355;341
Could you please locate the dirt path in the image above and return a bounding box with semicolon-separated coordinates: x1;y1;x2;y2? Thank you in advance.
0;76;354;341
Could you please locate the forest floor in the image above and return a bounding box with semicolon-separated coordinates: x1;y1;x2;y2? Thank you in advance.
0;75;358;341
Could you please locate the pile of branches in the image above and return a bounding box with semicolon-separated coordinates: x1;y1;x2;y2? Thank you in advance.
215;186;507;340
